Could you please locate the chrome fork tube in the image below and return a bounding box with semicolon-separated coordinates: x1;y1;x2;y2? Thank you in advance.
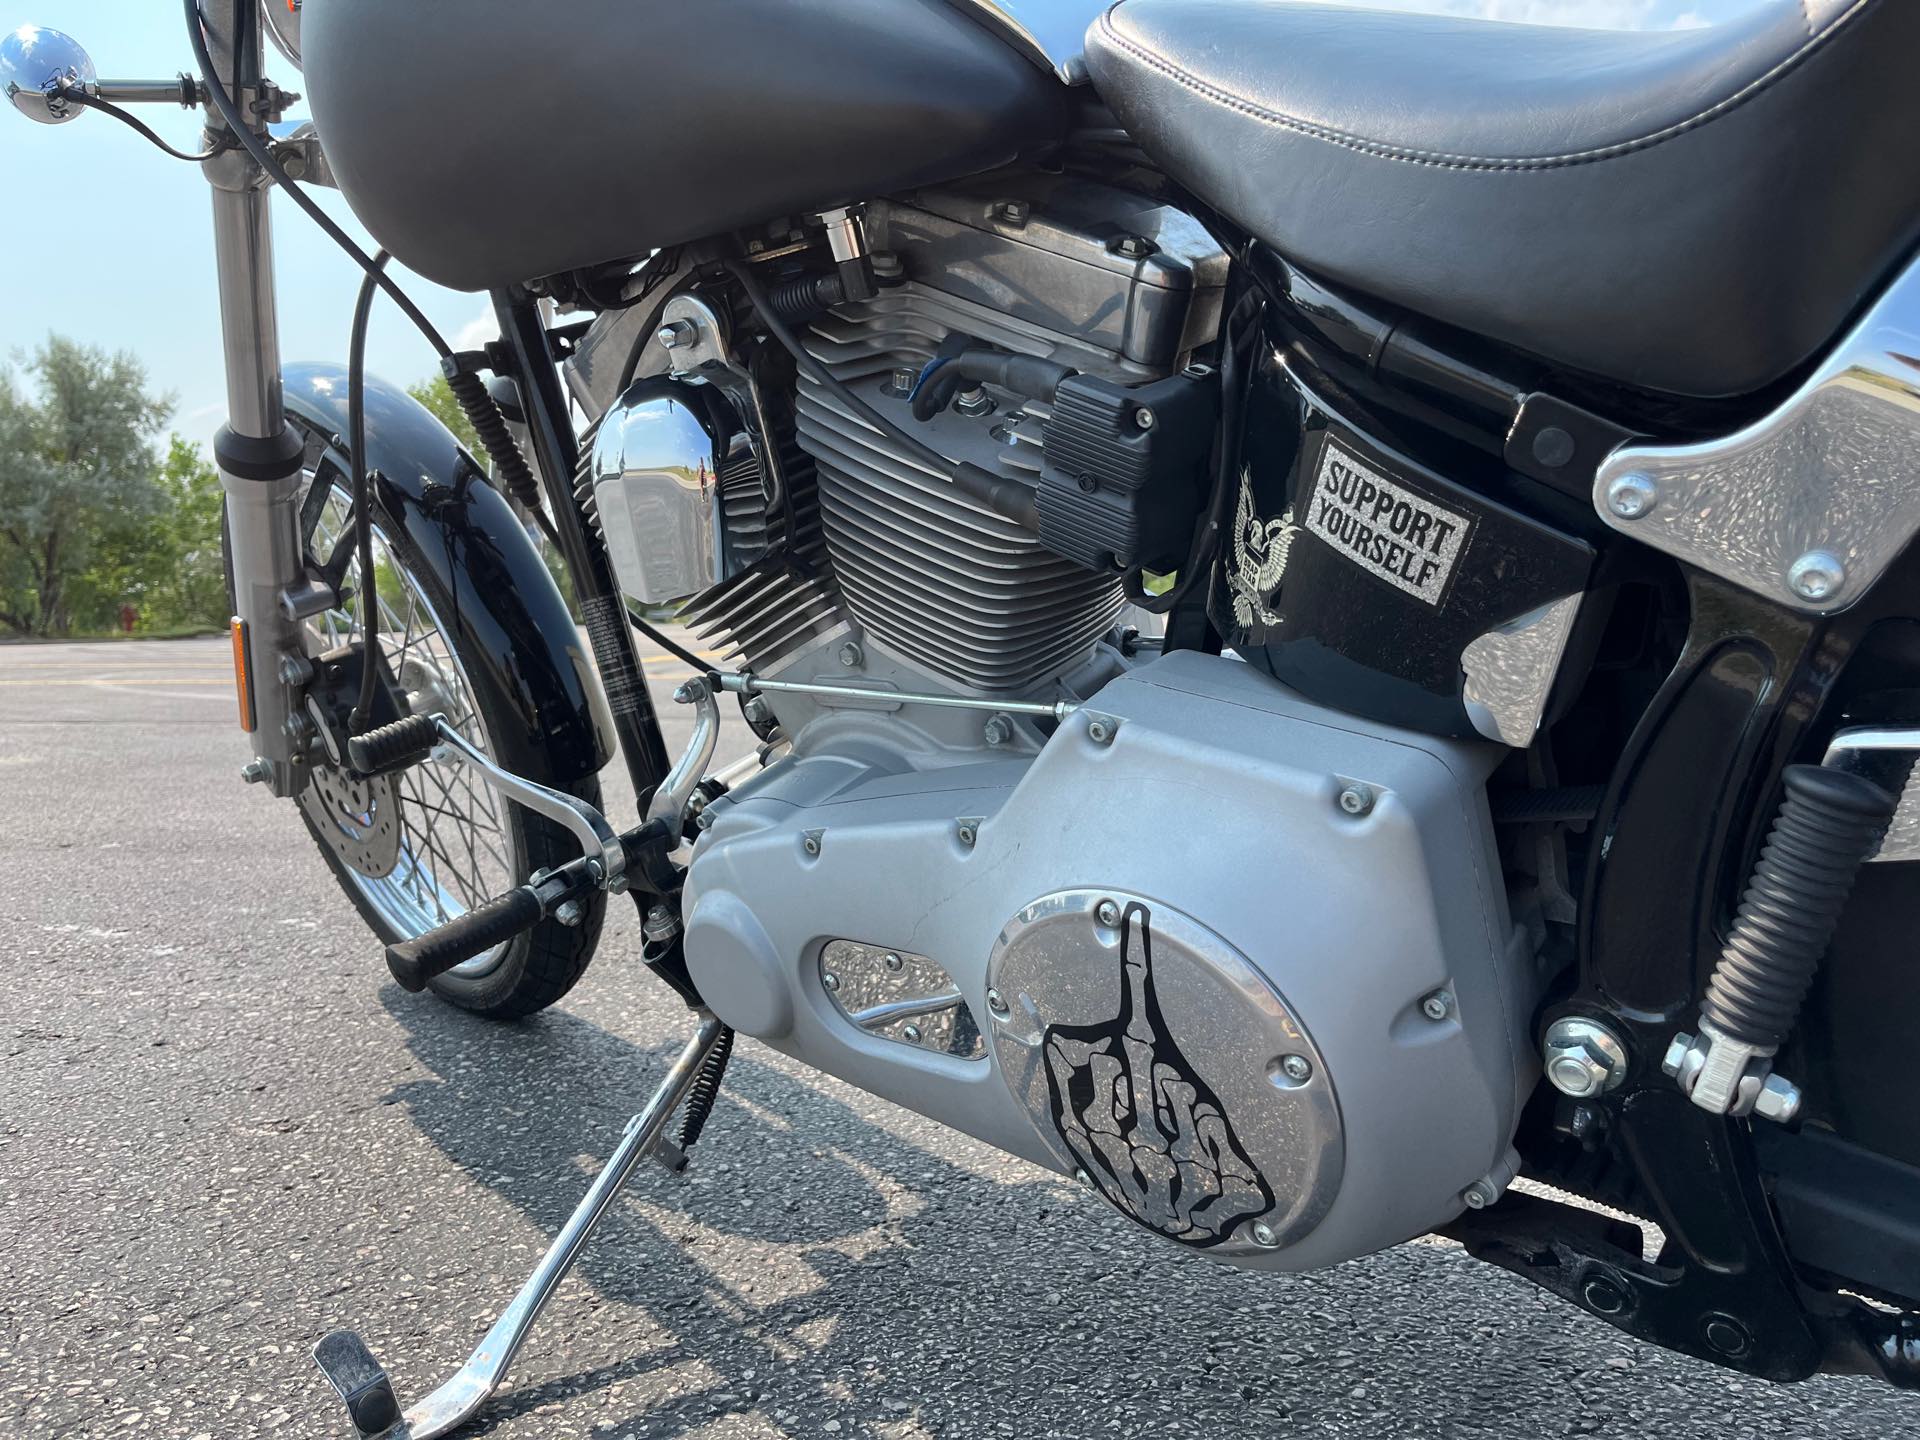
199;0;316;797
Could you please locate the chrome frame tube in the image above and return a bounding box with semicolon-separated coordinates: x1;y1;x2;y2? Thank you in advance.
197;0;315;797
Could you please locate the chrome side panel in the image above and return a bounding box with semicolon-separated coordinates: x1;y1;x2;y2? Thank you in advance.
1596;255;1920;613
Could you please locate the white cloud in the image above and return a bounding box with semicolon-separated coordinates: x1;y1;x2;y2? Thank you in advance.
454;304;499;354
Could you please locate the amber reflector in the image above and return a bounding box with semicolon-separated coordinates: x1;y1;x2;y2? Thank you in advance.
230;616;256;732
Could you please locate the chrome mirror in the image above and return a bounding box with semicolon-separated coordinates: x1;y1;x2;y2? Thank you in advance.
2;24;96;124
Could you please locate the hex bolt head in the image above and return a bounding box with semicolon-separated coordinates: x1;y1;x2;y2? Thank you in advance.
1786;550;1846;603
1543;1017;1630;1099
838;641;863;669
1753;1073;1803;1124
657;320;696;350
987;987;1009;1015
887;365;918;397
995;199;1030;226
983;714;1012;748
1096;899;1121;927
902;1023;924;1044
1661;1033;1694;1078
954;385;994;418
1461;1179;1500;1210
1250;1220;1279;1248
554;899;585;928
1420;990;1455;1023
1279;1054;1312;1083
1337;784;1374;817
240;759;272;785
883;951;904;972
1606;473;1659;520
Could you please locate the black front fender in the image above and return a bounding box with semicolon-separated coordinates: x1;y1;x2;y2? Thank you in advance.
283;362;613;784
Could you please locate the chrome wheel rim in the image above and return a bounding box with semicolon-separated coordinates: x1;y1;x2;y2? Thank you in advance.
302;484;520;979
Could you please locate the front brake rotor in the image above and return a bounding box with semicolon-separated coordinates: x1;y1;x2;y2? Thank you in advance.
298;762;404;879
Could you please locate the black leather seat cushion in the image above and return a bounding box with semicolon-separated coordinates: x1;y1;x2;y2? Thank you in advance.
1085;0;1920;398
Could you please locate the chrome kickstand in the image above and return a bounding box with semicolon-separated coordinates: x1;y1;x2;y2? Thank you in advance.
314;1014;728;1439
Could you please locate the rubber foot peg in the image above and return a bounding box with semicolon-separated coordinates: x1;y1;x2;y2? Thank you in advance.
313;1329;401;1438
385;885;545;992
348;714;438;776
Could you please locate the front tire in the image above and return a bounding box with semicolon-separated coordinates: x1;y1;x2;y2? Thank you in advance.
254;426;608;1020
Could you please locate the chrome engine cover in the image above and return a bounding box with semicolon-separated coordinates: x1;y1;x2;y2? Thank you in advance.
682;651;1535;1271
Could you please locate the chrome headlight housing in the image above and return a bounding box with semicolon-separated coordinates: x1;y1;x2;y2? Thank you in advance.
264;0;303;71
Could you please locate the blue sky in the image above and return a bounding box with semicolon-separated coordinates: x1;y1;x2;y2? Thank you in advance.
2;0;1769;452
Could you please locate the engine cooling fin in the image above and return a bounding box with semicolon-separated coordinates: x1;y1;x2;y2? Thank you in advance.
795;286;1126;694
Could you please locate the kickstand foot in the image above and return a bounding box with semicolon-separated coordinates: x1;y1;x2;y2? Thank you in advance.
313;1013;727;1439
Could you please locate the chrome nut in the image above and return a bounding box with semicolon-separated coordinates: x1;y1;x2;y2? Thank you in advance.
1542;1017;1629;1099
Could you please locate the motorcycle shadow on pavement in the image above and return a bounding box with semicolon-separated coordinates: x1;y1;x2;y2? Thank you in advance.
374;989;1912;1440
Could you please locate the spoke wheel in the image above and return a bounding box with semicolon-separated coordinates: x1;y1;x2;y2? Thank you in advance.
245;429;607;1021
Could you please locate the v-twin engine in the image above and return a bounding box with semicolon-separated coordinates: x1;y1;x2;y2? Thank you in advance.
579;178;1535;1271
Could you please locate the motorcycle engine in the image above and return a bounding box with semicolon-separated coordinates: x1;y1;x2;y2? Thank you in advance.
578;179;1537;1270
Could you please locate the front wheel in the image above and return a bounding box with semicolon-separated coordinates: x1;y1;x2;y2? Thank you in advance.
243;431;607;1020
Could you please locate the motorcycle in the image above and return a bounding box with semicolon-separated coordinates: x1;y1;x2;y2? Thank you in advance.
7;0;1920;1433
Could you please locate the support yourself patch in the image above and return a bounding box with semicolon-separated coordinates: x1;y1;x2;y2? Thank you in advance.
1307;439;1469;607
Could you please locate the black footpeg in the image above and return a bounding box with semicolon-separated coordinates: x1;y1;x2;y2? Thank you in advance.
386;884;545;991
314;1329;401;1438
348;713;439;776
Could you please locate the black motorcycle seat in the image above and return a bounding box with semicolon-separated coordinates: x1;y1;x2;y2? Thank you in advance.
1084;0;1920;399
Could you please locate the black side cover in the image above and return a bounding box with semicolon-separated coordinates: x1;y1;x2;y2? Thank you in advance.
302;0;1068;292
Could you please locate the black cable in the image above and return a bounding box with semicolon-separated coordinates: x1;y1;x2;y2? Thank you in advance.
66;90;231;162
183;0;451;359
347;255;385;736
721;256;1038;529
626;609;713;674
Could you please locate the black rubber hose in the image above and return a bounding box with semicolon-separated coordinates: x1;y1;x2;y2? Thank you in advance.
722;257;1039;531
1700;764;1898;1048
348;256;385;735
676;1024;736;1150
445;367;544;516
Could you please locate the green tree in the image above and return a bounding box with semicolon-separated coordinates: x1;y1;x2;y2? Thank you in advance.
0;338;170;635
70;437;229;634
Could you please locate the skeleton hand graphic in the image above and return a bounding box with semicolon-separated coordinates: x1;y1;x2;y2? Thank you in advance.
1043;902;1274;1248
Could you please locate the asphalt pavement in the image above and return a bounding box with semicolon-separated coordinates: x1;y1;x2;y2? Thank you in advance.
3;636;1918;1439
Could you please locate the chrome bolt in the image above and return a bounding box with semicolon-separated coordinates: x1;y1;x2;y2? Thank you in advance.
1250;1220;1279;1249
1133;407;1155;431
1543;1017;1630;1099
240;759;272;785
642;905;680;946
1753;1073;1803;1125
1279;1054;1312;1083
1337;784;1374;817
673;677;708;704
742;695;773;726
994;199;1030;227
696;809;717;832
883;951;904;972
956;821;977;848
1086;718;1113;746
983;714;1013;748
823;971;840;992
902;1023;924;1045
838;640;863;669
887;365;918;397
1786;550;1846;603
1660;1033;1694;1078
1096;899;1121;927
657;320;696;350
954;385;994;418
1605;473;1658;520
276;653;312;685
802;834;822;857
1420;990;1455;1023
554;899;585;928
1461;1179;1501;1210
1110;234;1154;260
986;987;1009;1015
